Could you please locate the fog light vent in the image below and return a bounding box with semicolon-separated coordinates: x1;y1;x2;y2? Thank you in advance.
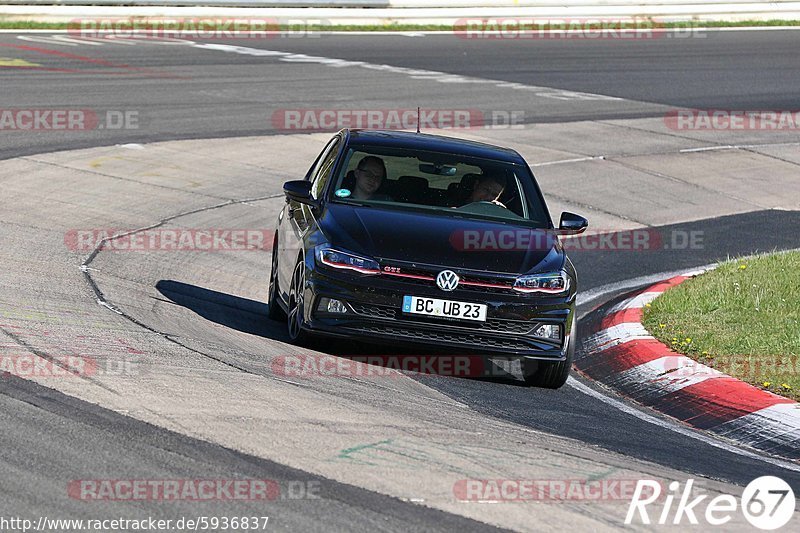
318;297;348;314
534;324;560;340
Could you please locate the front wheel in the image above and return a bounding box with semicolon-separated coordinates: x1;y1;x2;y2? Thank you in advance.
287;258;311;345
522;320;576;389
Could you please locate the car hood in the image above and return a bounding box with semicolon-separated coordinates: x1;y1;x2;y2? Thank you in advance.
318;203;563;274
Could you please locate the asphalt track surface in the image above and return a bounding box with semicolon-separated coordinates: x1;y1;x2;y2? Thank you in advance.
1;30;800;530
1;30;800;159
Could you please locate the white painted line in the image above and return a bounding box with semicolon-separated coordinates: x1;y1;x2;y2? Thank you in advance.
17;35;78;46
679;145;736;153
567;376;800;472
736;141;800;149
700;26;800;32
670;142;800;154
14;34;201;47
3;28;800;36
531;155;605;167
92;37;143;46
680;267;714;277
0;30;67;34
97;300;123;315
50;35;104;46
192;43;626;102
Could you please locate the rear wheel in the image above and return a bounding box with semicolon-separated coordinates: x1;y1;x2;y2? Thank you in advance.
267;238;285;321
522;320;576;389
287;258;311;345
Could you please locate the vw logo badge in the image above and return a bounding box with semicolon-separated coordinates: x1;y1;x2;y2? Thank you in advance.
436;270;460;291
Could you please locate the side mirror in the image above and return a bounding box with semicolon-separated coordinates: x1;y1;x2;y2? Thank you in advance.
559;212;588;234
283;180;316;207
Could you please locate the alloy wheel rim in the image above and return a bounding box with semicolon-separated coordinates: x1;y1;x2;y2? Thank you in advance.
288;262;304;339
268;249;278;301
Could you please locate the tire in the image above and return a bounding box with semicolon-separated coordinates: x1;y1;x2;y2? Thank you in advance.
522;320;576;389
286;257;312;345
267;238;286;321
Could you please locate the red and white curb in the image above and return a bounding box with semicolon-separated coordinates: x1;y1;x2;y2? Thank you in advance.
577;269;800;461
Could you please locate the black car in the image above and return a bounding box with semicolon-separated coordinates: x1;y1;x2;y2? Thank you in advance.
268;129;587;388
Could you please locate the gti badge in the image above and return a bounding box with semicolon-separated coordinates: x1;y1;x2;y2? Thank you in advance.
436;270;460;291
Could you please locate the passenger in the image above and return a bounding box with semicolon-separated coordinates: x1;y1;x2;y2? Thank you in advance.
464;175;506;207
351;156;391;201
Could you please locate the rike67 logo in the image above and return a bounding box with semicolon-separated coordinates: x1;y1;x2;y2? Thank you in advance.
626;477;796;530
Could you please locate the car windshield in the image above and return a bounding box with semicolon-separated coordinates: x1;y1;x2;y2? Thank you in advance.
329;146;551;227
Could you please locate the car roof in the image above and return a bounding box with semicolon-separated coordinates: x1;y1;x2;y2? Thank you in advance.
345;129;527;165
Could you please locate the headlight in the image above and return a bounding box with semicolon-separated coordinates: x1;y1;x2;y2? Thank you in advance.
513;271;570;294
316;245;380;275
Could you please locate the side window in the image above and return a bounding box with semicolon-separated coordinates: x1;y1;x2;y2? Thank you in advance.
310;138;340;200
304;139;333;181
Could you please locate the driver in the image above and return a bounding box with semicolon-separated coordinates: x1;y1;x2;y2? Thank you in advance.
465;175;506;207
351;156;391;201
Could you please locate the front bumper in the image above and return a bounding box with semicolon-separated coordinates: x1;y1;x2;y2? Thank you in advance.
302;264;575;359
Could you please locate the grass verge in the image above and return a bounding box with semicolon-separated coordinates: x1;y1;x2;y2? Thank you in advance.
642;252;800;401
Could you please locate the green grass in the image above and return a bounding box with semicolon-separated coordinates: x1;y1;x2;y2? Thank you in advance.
642;252;800;400
1;19;800;31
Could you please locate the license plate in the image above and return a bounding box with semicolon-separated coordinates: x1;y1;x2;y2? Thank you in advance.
402;295;487;322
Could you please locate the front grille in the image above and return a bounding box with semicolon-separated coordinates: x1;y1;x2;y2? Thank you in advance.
379;264;517;294
460;275;515;290
346;324;533;351
480;319;534;335
462;283;514;294
349;302;537;335
350;303;397;319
